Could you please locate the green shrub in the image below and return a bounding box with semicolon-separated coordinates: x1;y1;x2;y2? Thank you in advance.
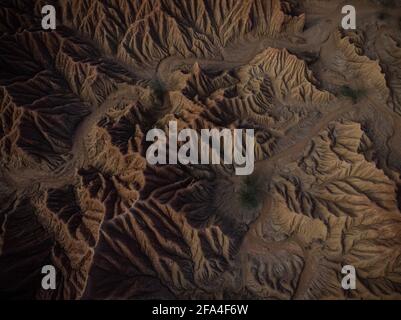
340;85;365;104
239;175;262;209
377;11;389;20
379;0;396;8
152;80;166;101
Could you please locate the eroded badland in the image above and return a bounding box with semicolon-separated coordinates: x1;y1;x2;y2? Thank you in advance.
1;0;401;299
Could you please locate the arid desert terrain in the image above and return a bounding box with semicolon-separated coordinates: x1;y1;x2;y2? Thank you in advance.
1;0;401;299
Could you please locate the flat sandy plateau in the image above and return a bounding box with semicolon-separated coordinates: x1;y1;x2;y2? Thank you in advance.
1;0;401;299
